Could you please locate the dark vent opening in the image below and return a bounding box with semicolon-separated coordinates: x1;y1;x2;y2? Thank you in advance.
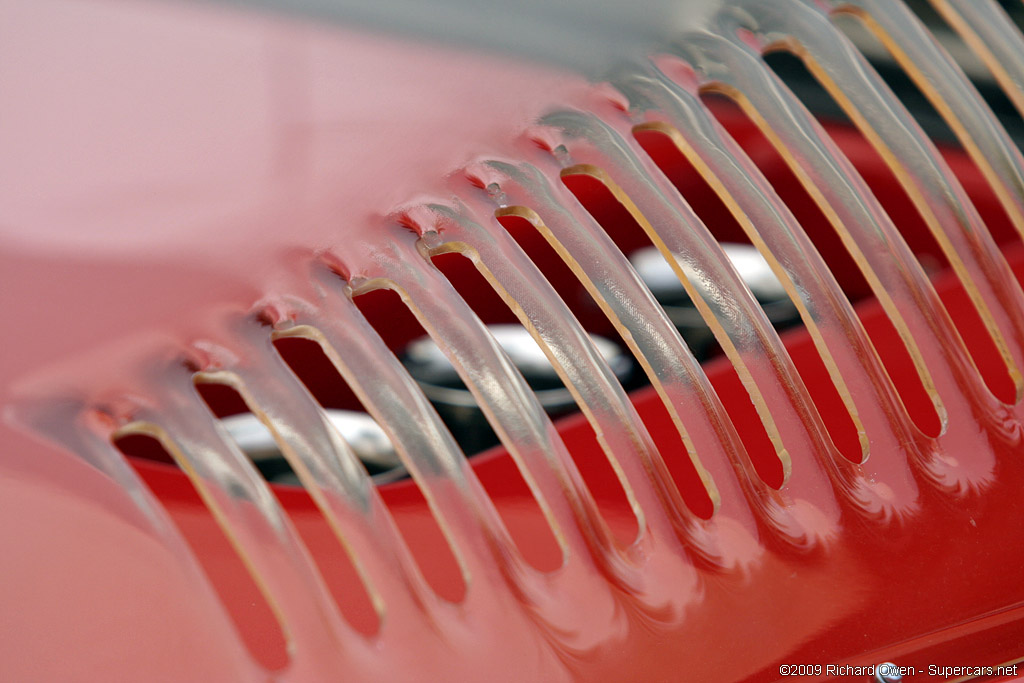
831;10;1024;232
764;48;1018;407
560;171;723;361
696;89;942;449
271;320;469;600
193;382;383;634
633;121;862;467
353;287;433;354
828;14;960;143
192;386;303;485
193;382;250;418
997;0;1024;34
631;123;751;246
561;170;756;506
461;445;567;571
706;359;786;489
495;211;718;515
603;383;716;520
113;432;291;671
114;432;176;465
272;337;364;412
694;91;873;300
352;282;501;456
430;249;641;542
276;486;382;636
496;213;619;337
844;4;1024;140
351;285;562;576
565;165;787;488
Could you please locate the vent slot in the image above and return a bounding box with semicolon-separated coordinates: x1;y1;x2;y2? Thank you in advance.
194;382;383;633
763;36;1021;406
428;249;640;543
352;284;564;573
491;198;725;513
828;15;960;144
266;315;470;602
113;432;291;671
632;122;866;463
701;85;945;437
560;165;790;487
833;2;1024;250
495;207;716;517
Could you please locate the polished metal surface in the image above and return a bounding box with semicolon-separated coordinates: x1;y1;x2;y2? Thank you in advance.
223;410;405;482
631;243;798;357
403;324;631;452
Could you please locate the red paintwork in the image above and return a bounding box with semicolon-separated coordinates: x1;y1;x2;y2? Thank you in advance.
2;0;1023;681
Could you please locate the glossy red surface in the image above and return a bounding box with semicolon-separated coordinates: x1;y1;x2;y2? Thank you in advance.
2;0;1024;681
122;246;1024;680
